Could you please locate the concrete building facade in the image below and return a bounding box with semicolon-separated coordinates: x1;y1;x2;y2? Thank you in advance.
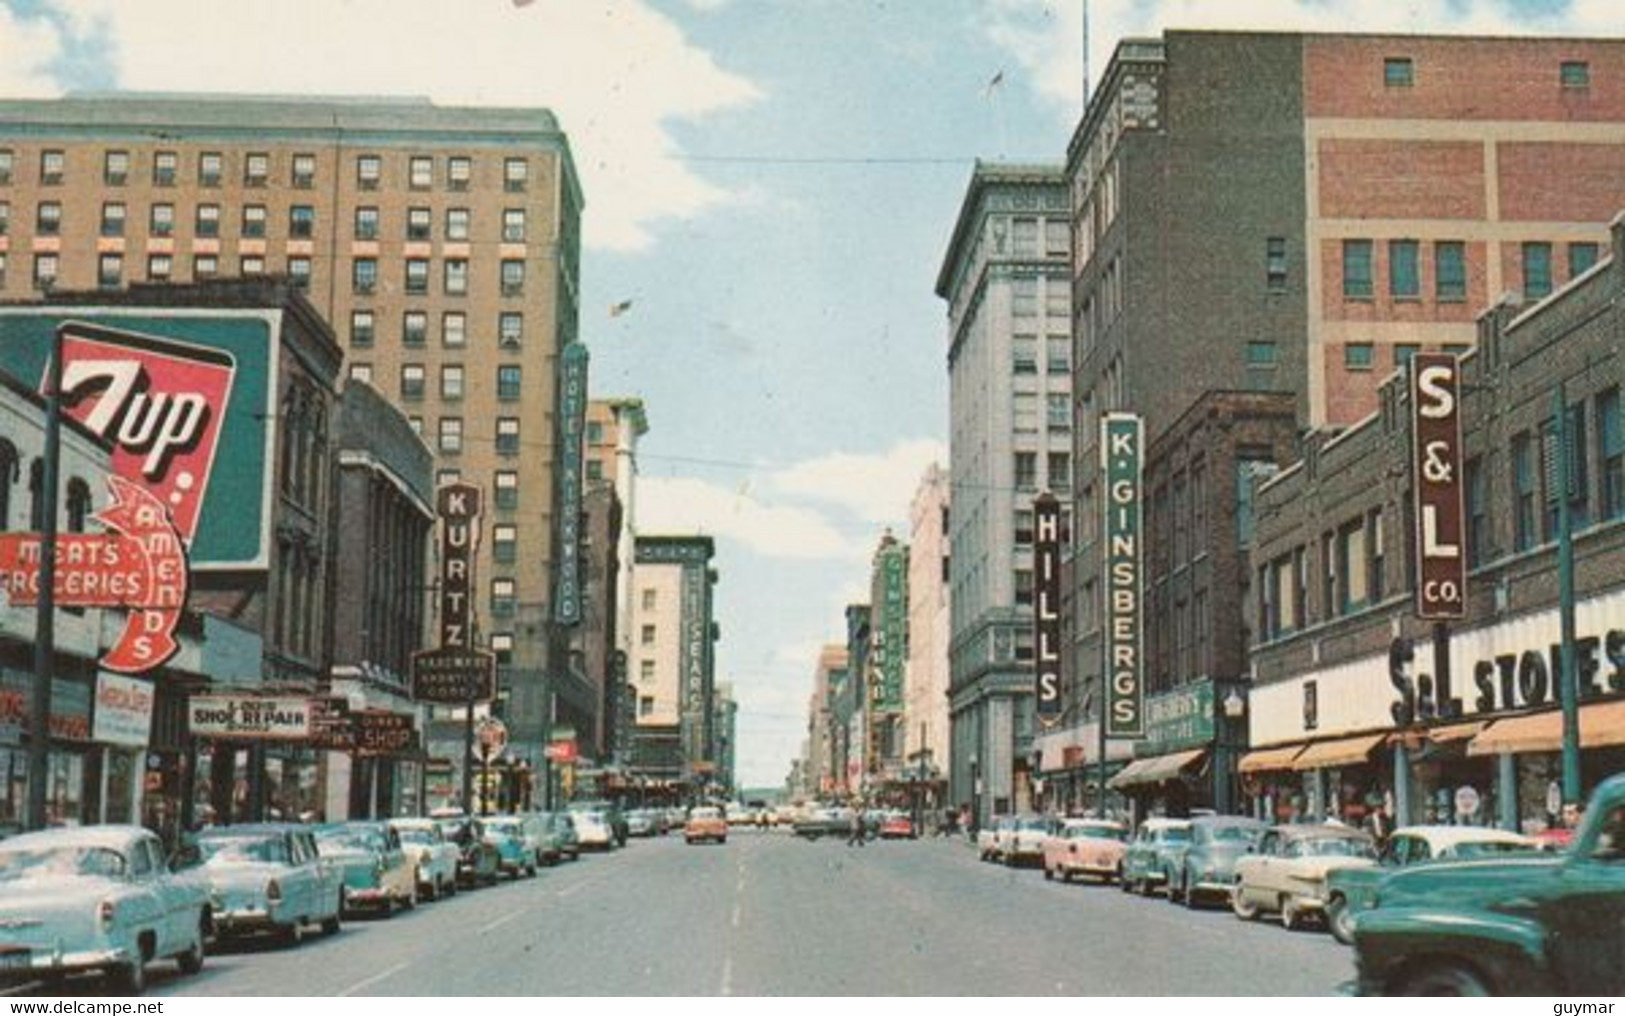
628;536;718;793
905;465;951;783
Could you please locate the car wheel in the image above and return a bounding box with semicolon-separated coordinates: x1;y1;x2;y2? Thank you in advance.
1280;896;1303;931
405;882;419;910
109;957;146;995
1398;963;1493;997
1231;884;1260;921
1164;870;1181;903
281;920;304;948
1043;864;1054;881
1182;873;1200;910
1118;871;1133;893
1327;895;1355;945
322;907;342;936
176;922;206;976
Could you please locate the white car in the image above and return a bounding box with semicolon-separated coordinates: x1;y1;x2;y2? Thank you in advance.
978;815;1014;862
1232;824;1377;930
0;825;211;993
570;811;616;850
1003;814;1061;867
389;818;461;900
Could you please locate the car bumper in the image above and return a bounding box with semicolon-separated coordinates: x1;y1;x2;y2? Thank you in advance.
1060;860;1119;876
214;908;285;935
341;887;395;910
0;944;132;982
1189;879;1232;897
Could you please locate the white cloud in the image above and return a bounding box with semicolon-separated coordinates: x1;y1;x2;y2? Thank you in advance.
39;0;763;252
770;438;947;527
0;8;64;97
635;475;854;559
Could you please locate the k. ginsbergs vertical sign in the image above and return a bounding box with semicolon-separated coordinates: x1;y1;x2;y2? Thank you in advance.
554;343;589;625
1102;413;1144;738
1033;492;1064;728
1411;352;1467;620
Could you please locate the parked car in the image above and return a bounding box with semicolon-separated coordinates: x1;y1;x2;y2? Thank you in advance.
315;821;418;915
878;812;915;839
1351;775;1625;995
388;818;461;900
1323;825;1536;944
572;809;618;851
435;815;501;887
1121;818;1194;895
1042;819;1128;883
1167;816;1267;907
1231;823;1376;929
0;825;210;994
978;815;1013;862
685;805;729;844
626;810;659;838
792;806;846;840
569;801;628;846
1002;813;1060;867
482;815;541;878
545;812;581;863
183;823;343;944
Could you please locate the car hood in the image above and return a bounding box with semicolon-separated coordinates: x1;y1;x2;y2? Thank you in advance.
0;876;115;916
1285;856;1375;879
1375;854;1564;909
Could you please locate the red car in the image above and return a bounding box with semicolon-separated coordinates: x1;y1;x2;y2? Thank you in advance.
878;813;915;839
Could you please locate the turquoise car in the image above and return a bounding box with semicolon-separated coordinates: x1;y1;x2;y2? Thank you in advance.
1120;818;1193;896
482;816;540;878
186;824;343;944
314;822;417;915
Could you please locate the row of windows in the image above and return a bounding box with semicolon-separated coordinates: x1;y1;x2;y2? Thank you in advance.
1013;450;1070;491
1;200;528;243
434;467;522;511
417;415;527;456
349;309;526;350
1011;335;1070;375
0;148;532;192
1010;276;1070;319
347;362;524;403
1258;510;1387;641
1012;391;1072;433
0;446;94;535
352;256;525;296
1341;238;1600;303
17;250;315;292
1382;55;1593;90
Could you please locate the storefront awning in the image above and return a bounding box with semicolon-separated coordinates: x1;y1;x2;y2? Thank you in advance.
1467;699;1625;757
1426;721;1486;744
1237;744;1305;774
1291;733;1386;771
1106;748;1205;790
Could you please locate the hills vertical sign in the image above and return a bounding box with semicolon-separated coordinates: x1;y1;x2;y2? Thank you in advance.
1033;491;1064;728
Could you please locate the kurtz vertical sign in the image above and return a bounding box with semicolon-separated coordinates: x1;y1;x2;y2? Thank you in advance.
553;343;589;625
1033;491;1064;728
1102;413;1145;738
1411;353;1467;619
439;482;481;649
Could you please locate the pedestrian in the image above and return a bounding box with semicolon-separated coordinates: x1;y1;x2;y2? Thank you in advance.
847;804;867;848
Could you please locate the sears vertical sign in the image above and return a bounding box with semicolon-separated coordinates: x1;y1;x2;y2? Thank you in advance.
1411;353;1467;619
1033;491;1064;729
1102;413;1144;738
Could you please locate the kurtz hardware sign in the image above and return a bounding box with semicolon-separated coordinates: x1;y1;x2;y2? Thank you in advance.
872;544;906;713
412;482;495;703
1411;352;1467;620
553;343;589;625
1102;413;1145;738
1033;491;1064;728
0;475;189;672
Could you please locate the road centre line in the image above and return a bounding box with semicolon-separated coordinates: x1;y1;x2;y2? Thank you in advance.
337;961;408;997
478;908;527;934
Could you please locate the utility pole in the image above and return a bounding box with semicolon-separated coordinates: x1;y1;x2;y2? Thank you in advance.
26;330;63;831
1553;384;1581;805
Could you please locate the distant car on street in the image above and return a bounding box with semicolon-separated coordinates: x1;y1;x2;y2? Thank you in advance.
1231;823;1375;930
685;806;729;845
389;818;461;900
1166;816;1267;907
482;815;542;878
878;812;915;839
1121;818;1193;895
1002;814;1060;867
434;814;501;888
1041;819;1128;883
978;815;1014;862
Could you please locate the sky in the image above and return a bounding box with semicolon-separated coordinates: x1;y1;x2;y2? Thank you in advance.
2;0;1618;788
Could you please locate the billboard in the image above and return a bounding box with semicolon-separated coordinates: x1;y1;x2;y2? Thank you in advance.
1410;353;1467;620
1101;413;1144;738
0;313;279;569
1033;492;1064;728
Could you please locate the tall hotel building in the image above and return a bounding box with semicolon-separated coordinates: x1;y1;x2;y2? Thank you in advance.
0;94;583;764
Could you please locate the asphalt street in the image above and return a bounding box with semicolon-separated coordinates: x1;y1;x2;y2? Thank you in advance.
135;833;1355;996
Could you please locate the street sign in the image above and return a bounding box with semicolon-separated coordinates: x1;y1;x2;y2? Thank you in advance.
544;740;578;763
1411;353;1467;619
1033;491;1064;728
410;646;496;704
473;717;508;763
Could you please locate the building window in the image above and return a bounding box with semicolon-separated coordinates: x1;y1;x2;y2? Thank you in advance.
289;205;315;239
586;460;603;482
402;310;428;348
444;259;468;296
440;364;464;401
0;149;13;185
1513;431;1537;552
641;589;657;611
1389;239;1420;298
36;201;61;236
1014;568;1034;607
1014;452;1037;490
1561;61;1590;89
39;150;64;185
348;363;373;384
442;312;467;349
1011;337;1038;375
1014;509;1034;547
1011;277;1038;317
1045;286;1069;319
493;524;517;564
99;201;126;237
1266;237;1288;291
496;417;520;455
1245;340;1277;368
497;365;522;401
350;310;375;348
1045;219;1069;258
1569;242;1600;278
193;254;218;280
638;660;655;683
437;469;461;487
448;156;472;191
240;254;264;276
1601;388;1624;522
1344;343;1375;370
198;152;222;187
491;578;516;616
502;208;526;243
405;258;429;294
499;313;523;348
409;156;433;190
1012;217;1039;257
356;155;381;190
500;259;525;296
65;479;92;533
196;203;220;237
149;202;174;236
147;253;172;282
1046;392;1070;431
1523;242;1553;300
438;417;463;454
489;632;514;665
1394;344;1420;370
504;158;528;192
103;150;129;186
152;150;176;187
446;207;470;241
1047;451;1070;488
495;470;519;509
1543;403;1590;532
0;202;8;236
355;206;379;240
352;258;377;294
1435;241;1466;301
0;252;7;288
1465;456;1489;568
640;624;656;647
32;253;57;291
639;697;654;718
408;416;423;436
287;256;311;289
98;253;123;289
244;152;269;187
407;206;431;241
1342;240;1374;299
1384;57;1414;87
291;153;316;189
241;204;267;238
1046;337;1069;374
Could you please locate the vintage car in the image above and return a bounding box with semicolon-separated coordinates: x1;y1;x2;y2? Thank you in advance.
314;821;418;915
977;815;1014;861
0;825;210;994
435;815;502;887
1041;819;1127;883
685;805;729;844
184;823;343;944
1231;823;1376;929
572;809;618;850
569;801;628;846
878;812;915;839
1323;825;1536;944
626;810;660;838
543;812;580;863
1001;813;1061;867
482;815;541;877
1166;816;1267;907
792;806;848;840
388;817;461;900
1351;774;1625;996
1120;817;1194;895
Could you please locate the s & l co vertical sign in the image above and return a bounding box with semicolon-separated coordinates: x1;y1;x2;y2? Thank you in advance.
1033;491;1064;729
1102;413;1144;738
1411;353;1467;620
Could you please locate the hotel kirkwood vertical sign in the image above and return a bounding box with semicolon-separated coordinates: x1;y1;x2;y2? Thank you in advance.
1411;353;1467;620
1033;491;1064;729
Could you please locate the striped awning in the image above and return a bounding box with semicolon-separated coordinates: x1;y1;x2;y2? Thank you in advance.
1291;733;1387;771
1467;699;1625;756
1237;744;1305;774
1106;748;1206;790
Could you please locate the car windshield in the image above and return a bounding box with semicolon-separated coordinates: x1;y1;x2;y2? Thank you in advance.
691;808;722;820
198;836;288;865
1207;825;1258;843
1070;825;1123;841
1452;840;1534;858
1300;836;1375;858
397;829;436;846
485;820;520;833
1160;827;1192;843
0;845;127;880
317;828;384;852
1017;817;1051;831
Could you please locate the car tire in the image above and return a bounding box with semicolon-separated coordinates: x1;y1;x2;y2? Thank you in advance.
1280;896;1302;931
322;909;342;936
110;957;146;995
281;920;304;948
1398;963;1494;996
1043;864;1054;881
1182;874;1200;910
405;882;419;910
1231;884;1260;921
1165;872;1182;904
1327;895;1355;945
176;923;206;976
